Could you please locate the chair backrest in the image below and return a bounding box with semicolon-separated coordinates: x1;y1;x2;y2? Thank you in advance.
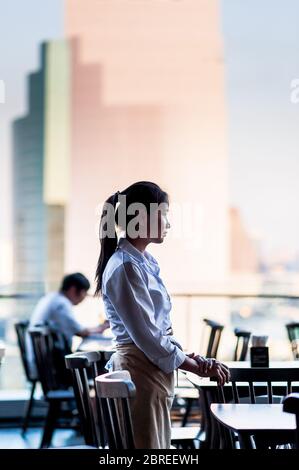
65;351;107;448
217;367;299;404
29;326;71;395
233;328;251;361
286;323;299;359
15;321;34;382
201;318;224;358
283;393;299;449
95;370;136;449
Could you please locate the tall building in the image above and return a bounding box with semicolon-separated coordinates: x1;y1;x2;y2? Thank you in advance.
12;42;69;290
65;0;230;291
12;45;47;288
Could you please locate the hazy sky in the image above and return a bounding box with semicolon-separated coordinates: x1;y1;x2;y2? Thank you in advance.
1;0;299;273
221;0;299;258
0;0;63;248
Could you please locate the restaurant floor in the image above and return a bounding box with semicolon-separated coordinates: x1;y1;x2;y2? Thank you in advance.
0;428;85;449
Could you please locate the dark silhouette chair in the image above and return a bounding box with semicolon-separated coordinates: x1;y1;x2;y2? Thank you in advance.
65;351;113;448
29;326;76;448
286;322;299;359
175;318;224;429
216;367;299;449
233;328;251;361
202;318;224;358
283;393;299;449
15;321;39;433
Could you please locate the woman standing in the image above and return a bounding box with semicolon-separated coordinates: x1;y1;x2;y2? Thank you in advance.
95;181;230;449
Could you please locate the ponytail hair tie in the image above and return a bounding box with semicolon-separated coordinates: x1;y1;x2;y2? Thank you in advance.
113;191;120;206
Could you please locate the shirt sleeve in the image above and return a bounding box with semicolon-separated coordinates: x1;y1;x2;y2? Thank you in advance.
105;262;186;374
170;337;184;351
51;302;83;338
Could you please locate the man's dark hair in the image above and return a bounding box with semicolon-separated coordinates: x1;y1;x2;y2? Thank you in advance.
60;273;90;293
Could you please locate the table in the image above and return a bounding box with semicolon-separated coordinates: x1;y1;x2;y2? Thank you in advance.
77;335;115;375
210;403;296;449
78;335;115;353
186;361;299;448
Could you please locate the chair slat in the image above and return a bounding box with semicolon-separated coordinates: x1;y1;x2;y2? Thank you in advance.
248;382;256;404
217;386;226;403
232;382;240;404
124;398;135;449
107;398;120;449
267;381;273;404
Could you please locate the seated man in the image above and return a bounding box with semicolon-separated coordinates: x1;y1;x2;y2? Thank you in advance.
26;272;109;377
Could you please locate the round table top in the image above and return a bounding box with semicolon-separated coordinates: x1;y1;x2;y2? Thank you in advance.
210;403;296;432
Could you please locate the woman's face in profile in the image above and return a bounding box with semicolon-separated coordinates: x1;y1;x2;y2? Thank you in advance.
148;204;170;244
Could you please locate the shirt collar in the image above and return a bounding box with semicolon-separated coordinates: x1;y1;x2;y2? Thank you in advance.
117;237;147;264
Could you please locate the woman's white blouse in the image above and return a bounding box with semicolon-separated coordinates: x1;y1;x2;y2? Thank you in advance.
102;237;186;374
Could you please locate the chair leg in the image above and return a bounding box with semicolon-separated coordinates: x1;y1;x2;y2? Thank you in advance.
238;432;254;449
185;440;196;450
22;381;36;434
181;398;194;427
40;401;60;448
174;439;196;450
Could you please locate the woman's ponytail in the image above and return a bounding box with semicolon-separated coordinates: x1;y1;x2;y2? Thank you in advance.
94;192;119;295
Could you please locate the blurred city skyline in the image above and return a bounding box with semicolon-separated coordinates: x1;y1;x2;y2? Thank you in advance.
1;0;299;287
1;2;299;386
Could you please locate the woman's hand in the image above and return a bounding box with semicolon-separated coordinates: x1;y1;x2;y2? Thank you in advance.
187;353;230;385
198;358;230;386
179;354;230;386
186;352;213;374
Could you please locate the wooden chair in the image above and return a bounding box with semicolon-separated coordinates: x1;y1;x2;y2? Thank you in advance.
233;328;251;361
216;367;299;448
175;318;224;429
29;326;76;448
203;318;224;358
65;351;112;448
95;370;200;449
95;370;136;449
283;393;299;449
15;321;39;433
286;322;299;359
